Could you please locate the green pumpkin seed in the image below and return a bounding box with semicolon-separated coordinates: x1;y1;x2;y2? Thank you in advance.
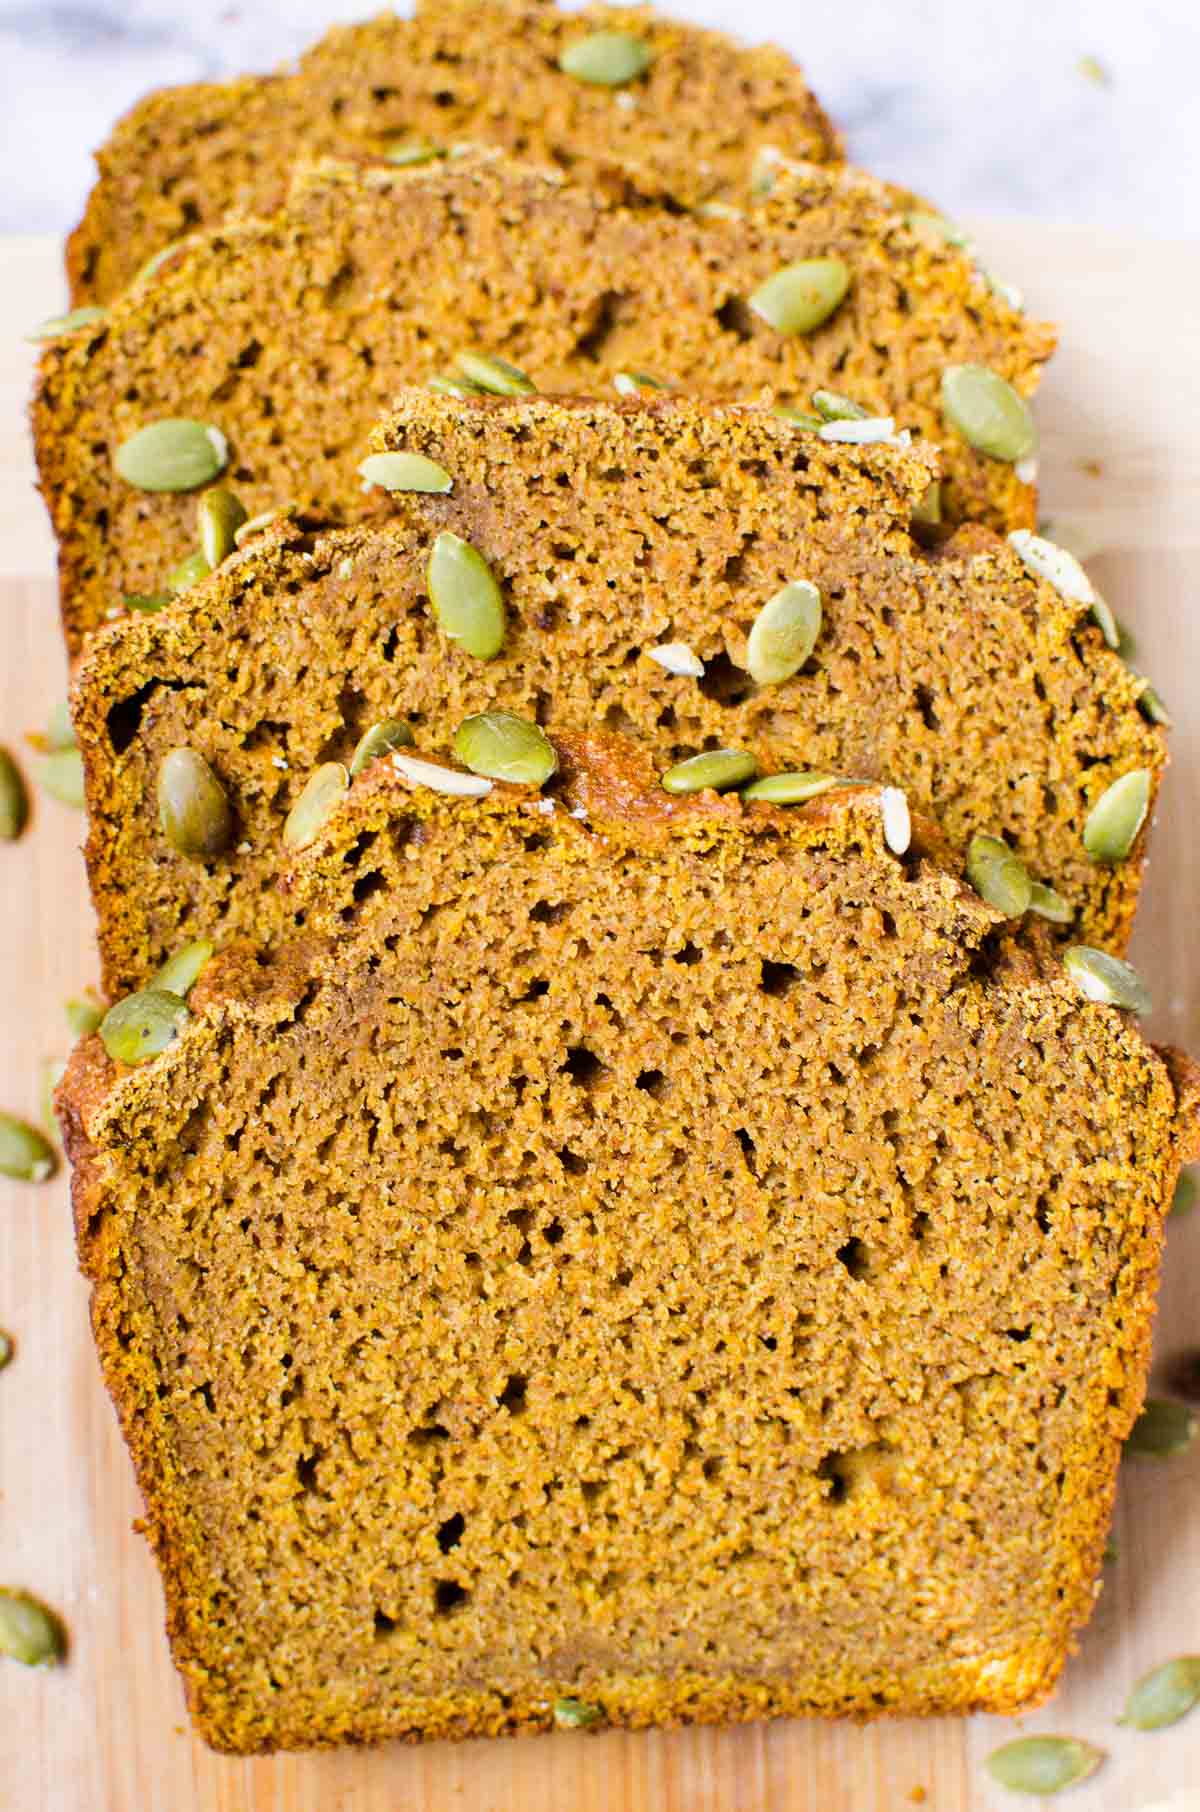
98;989;189;1067
427;532;506;661
349;718;414;777
0;1329;12;1369
1172;1171;1196;1218
985;1735;1104;1796
774;406;823;431
0;1590;65;1667
283;763;350;851
382;139;445;166
941;365;1037;463
559;29;650;85
166;550;212;594
65;992;104;1037
0;1113;57;1183
154;941;214;998
741;771;850;805
745;581;822;686
133;242;181;286
1062;945;1151;1015
40;1059;66;1146
1028;880;1074;926
0;747;29;840
1135;680;1171;727
748;258;850;336
966;834;1033;917
1088;593;1120;650
903;210;971;251
452;713;558;786
198;488;248;568
1119;1656;1200;1729
454;350;536;396
1102;1536;1117;1564
1007;530;1094;604
912;481;943;529
1125;1398;1196;1458
1116;619;1137;661
33;749;84;808
390;752;493;797
1083;769;1151;863
26;305;107;343
812;389;869;422
45;697;76;751
427;372;488;400
662;750;758;796
115;419;229;493
614;371;667;396
124;592;173;614
358;452;453;494
553;1697;603;1729
880;786;911;855
158;748;234;860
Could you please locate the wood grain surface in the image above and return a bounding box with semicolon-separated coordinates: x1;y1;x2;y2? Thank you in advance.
1;224;1197;1812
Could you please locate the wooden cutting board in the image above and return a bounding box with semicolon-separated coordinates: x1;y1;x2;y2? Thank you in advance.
1;223;1198;1812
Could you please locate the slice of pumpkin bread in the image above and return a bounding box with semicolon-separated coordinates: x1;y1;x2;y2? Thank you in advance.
36;150;1054;653
66;0;842;307
71;399;1161;997
58;733;1199;1752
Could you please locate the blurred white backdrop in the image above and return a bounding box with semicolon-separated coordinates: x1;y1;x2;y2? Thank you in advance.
0;0;1196;235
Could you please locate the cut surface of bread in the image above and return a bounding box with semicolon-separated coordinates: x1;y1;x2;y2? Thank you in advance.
72;400;1160;996
59;735;1199;1752
66;0;842;306
37;151;1055;651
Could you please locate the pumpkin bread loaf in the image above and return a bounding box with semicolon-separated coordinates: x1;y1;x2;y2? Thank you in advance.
58;733;1199;1752
36;150;1055;653
71;398;1161;997
66;0;842;307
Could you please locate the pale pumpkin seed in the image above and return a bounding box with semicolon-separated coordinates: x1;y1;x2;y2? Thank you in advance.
614;371;667;396
748;258;850;336
661;750;758;796
1172;1171;1196;1218
427;372;488;400
646;642;704;678
358;452;453;494
1125;1398;1196;1458
880;787;911;855
115;419;229;493
391;752;493;797
26;305;106;343
745;580;822;686
0;1329;11;1369
454;350;536;396
559;30;650;85
553;1697;602;1728
452;712;558;786
158;748;234;860
1089;593;1121;650
1028;880;1074;926
234;508;285;547
1082;769;1151;863
283;763;350;851
198;488;248;568
33;749;84;808
1135;680;1171;727
0;1113;56;1183
0;1590;65;1667
818;415;900;446
427;532;506;660
166;549;212;594
45;698;76;751
1119;1656;1200;1730
1007;529;1094;604
741;771;850;805
382;139;444;167
349;718;414;776
65;992;104;1038
812;389;869;422
941;365;1037;463
1062;945;1151;1015
966;834;1032;916
154;941;214;998
0;747;29;840
902;209;971;251
774;405;823;431
124;592;173;614
985;1735;1103;1796
99;988;189;1067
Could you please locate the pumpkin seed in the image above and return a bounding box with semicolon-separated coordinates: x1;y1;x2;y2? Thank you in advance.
158;749;234;860
559;30;650;85
40;1059;66;1146
966;834;1033;917
154;941;214;998
745;580;822;686
391;752;493;797
941;365;1037;463
282;763;350;851
1062;945;1151;1015
1119;1657;1200;1730
985;1735;1103;1796
748;258;850;336
912;481;943;528
133;242;181;286
427;532;506;660
1172;1171;1196;1218
741;771;850;805
33;749;84;808
99;989;189;1067
234;508;285;547
1135;680;1171;727
349;718;414;777
1169;1349;1200;1400
45;697;76;751
0;1329;11;1369
452;712;558;786
553;1697;602;1729
65;992;104;1037
1102;1536;1117;1564
1083;769;1151;863
903;210;971;251
198;488;248;567
646;642;704;678
614;371;668;396
0;747;29;840
696;200;744;222
115;419;229;493
454;350;536;396
1007;530;1094;604
774;406;824;431
1125;1398;1196;1458
0;1113;57;1183
358;452;453;494
818;415;900;445
812;389;869;422
26;305;107;343
166;550;212;594
1116;619;1137;661
1087;593;1120;650
382;139;445;166
1028;880;1074;926
427;372;488;399
0;1590;65;1667
661;750;758;796
880;787;911;855
124;592;174;614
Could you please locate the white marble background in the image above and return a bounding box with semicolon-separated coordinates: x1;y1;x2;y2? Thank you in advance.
0;0;1196;237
